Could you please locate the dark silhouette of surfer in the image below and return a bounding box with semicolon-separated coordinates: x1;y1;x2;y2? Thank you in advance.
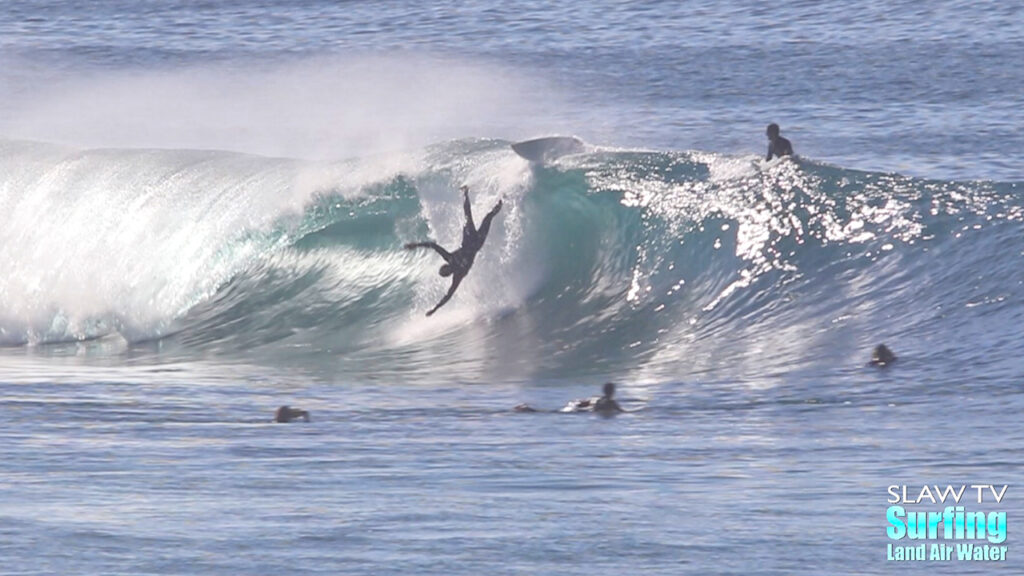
405;185;503;316
274;405;310;423
514;382;625;415
590;382;625;414
765;123;793;160
869;344;897;367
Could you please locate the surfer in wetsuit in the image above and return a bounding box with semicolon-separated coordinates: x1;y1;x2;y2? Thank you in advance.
516;382;625;414
591;382;624;414
405;185;503;316
765;123;794;160
274;405;310;423
870;344;897;367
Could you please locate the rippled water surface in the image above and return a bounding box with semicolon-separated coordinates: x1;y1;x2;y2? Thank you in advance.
2;1;1023;574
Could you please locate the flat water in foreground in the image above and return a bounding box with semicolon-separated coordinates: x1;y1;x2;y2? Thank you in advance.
2;358;1020;575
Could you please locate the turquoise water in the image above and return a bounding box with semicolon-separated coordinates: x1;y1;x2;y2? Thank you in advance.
1;2;1023;574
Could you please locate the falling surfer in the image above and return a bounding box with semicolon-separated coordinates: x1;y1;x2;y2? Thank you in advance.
405;185;503;316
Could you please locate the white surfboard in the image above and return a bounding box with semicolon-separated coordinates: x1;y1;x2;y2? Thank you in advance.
511;136;585;163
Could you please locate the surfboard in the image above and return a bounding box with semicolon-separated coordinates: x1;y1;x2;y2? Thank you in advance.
510;136;585;163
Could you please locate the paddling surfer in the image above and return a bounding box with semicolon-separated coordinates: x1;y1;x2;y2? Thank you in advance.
562;382;624;414
274;405;310;423
515;382;626;415
869;344;897;367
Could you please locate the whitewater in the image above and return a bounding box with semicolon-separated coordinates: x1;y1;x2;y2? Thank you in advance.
2;1;1023;575
4;136;1022;383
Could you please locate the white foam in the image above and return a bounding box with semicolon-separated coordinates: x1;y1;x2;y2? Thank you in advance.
0;140;420;344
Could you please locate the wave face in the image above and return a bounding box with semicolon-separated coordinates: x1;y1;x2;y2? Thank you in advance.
2;138;1022;383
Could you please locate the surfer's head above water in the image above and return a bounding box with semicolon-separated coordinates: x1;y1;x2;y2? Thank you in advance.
439;263;453;277
602;382;616;398
870;344;897;367
274;405;310;423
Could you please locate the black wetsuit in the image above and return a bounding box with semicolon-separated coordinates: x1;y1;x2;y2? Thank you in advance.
593;395;624;413
766;135;793;161
405;188;502;316
274;406;310;423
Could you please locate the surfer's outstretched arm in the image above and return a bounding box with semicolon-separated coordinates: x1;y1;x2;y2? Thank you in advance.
405;241;453;262
426;274;464;316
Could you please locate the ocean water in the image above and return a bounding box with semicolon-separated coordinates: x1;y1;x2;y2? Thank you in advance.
1;1;1023;574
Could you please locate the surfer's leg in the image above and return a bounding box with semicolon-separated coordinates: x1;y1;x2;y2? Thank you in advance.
462;185;475;230
475;200;503;240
